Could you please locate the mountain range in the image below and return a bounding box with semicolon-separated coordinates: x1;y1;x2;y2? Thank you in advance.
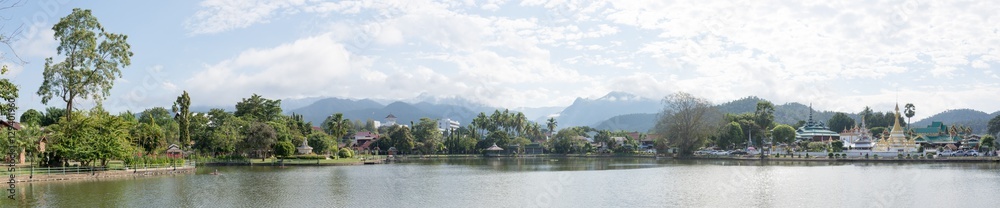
191;92;999;134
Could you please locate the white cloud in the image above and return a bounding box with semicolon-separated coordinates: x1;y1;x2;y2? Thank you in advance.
184;0;309;35
174;0;1000;117
11;23;57;59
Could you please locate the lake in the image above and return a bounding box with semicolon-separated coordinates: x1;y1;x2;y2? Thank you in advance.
5;157;1000;207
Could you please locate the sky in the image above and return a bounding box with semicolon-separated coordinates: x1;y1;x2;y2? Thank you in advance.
1;0;999;121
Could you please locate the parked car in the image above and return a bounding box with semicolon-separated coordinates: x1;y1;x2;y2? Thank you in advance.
965;150;979;157
938;151;954;157
730;150;748;155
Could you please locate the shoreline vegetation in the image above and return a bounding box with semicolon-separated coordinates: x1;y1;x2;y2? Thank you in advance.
10;153;999;184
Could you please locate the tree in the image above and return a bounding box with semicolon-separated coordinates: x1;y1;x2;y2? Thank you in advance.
242;122;277;159
46;107;133;167
1;65;17;120
19;109;43;126
41;106;66;126
37;8;133;121
716;122;744;150
753;101;775;146
859;106;874;125
546;117;557;135
827;112;855;132
870;127;887;139
903;103;915;128
653;92;722;156
771;124;796;144
234;94;281;122
273;141;295;158
988;115;1000;137
322;113;350;141
831;140;844;152
172;91;191;147
413;117;442;154
981;135;996;152
307;132;335;154
131;119;165;154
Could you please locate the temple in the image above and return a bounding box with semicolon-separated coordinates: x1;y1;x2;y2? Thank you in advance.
839;115;874;150
795;104;840;142
874;103;917;152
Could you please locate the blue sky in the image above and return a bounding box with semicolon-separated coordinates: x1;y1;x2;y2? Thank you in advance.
2;0;999;121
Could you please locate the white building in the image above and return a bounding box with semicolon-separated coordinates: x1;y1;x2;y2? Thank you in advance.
438;118;460;132
381;113;397;127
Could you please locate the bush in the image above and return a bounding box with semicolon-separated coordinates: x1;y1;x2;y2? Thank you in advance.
898;153;904;159
828;153;835;158
338;147;354;158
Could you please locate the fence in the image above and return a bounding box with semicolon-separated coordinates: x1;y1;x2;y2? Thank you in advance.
11;160;196;176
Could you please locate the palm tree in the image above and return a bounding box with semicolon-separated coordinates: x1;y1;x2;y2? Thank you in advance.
546;117;557;135
323;113;350;140
904;103;915;129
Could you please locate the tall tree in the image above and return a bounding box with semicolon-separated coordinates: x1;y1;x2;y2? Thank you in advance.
234;94;281;122
322;113;350;140
827;112;855;132
903;103;915;128
717;121;744;150
653;92;722;156
242;122;276;159
988;115;1000;137
172;90;191;147
753;101;775;145
859;106;874;125
37;8;133;121
546;117;557;135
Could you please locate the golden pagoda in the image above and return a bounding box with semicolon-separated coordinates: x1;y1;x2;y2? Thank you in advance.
880;103;917;152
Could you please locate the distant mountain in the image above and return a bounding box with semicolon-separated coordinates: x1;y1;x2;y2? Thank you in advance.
912;109;999;134
289;98;385;124
551;91;661;128
593;113;658;133
715;96;844;125
280;97;326;113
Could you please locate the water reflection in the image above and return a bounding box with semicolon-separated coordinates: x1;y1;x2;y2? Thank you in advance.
4;158;1000;207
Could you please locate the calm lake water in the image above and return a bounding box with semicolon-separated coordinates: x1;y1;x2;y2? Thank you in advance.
5;158;1000;207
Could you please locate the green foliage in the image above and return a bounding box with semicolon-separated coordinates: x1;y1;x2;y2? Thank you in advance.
338;147;354;158
989;115;1000;137
413;117;442;154
131;119;165;154
917;146;924;153
19;109;43;126
904;103;916;125
41;107;66;126
870;127;887;138
37;8;133;121
241;122;276;158
1;65;17;118
322;113;350;140
980;135;995;151
235;94;282;122
771;124;796;144
172;91;191;146
547;127;588;154
827;112;855;133
654;92;722;156
307;132;335;154
273;141;294;158
716;122;744;150
754;101;775;137
831;140;843;152
828;152;834;158
47;107;135;167
807;142;827;152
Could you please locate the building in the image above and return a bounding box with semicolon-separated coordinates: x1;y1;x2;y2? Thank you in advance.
874;103;917;152
382;113;398;127
353;131;378;146
912;121;966;149
795;105;840;142
839;116;874;150
438;118;460;133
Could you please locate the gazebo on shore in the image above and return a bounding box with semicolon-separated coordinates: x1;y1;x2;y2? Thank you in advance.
484;143;504;157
